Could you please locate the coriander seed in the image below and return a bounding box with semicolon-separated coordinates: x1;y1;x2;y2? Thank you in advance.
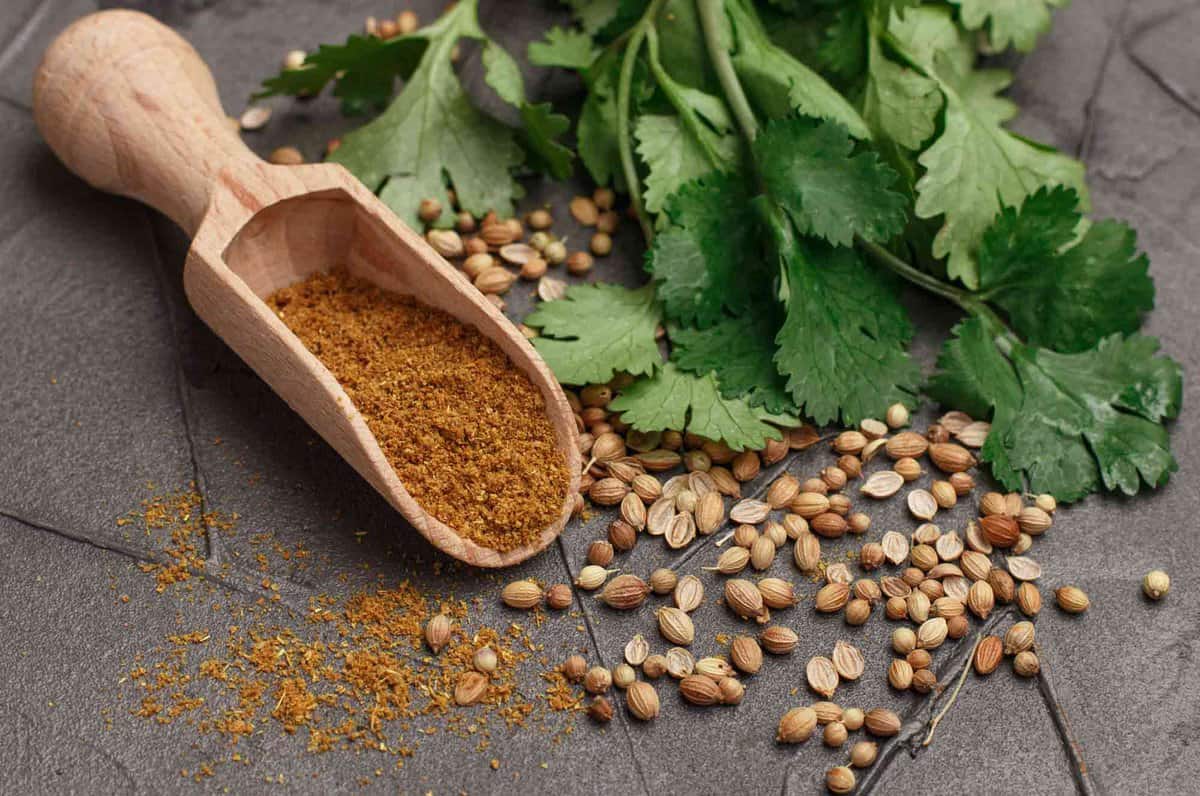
584;666;611;694
473;646;498;674
849;740;877;768
1055;585;1090;614
587;696;613;723
563;655;587;683
826;766;855;794
1142;569;1170;600
545;583;572;611
626;681;659;720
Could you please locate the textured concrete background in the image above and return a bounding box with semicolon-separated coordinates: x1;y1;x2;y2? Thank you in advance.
1;1;1197;794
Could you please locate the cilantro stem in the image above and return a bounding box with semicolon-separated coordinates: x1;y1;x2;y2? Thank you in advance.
617;0;667;244
696;0;759;144
857;239;970;307
857;238;1015;339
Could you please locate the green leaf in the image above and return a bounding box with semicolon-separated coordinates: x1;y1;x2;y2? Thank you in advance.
518;103;575;180
654;0;722;93
879;0;923;17
330;2;522;228
862;37;942;151
774;235;920;425
977;187;1153;353
816;5;868;83
638;32;740;213
481;41;525;106
914;56;1088;287
646;172;763;327
671;311;796;413
949;0;1068;52
727;0;871;138
577;51;624;186
564;0;623;34
610;363;786;450
887;8;1088;285
755;116;908;246
528;26;599;69
887;5;974;74
482;42;575;180
575;16;656;186
928;318;1182;501
255;34;426;115
635;108;739;213
524;284;662;385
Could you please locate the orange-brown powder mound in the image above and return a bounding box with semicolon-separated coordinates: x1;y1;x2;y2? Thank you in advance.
266;267;569;552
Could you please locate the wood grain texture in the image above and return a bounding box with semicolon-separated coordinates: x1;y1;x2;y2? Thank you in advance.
31;9;580;567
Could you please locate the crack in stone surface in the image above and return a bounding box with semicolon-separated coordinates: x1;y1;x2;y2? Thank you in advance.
557;515;673;796
1122;2;1200;123
142;207;217;564
1077;0;1132;161
0;502;309;610
1124;45;1200;122
0;506;150;563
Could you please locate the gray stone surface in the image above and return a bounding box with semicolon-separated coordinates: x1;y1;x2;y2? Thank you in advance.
1;1;1197;794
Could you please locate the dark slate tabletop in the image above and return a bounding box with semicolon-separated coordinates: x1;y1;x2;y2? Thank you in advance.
2;1;1198;794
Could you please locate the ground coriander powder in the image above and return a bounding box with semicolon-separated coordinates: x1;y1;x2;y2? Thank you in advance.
267;267;568;552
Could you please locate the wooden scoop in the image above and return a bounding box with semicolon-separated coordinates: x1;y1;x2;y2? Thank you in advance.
33;10;581;567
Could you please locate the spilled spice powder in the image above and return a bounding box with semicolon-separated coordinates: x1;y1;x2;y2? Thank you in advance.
118;488;587;777
266;267;569;552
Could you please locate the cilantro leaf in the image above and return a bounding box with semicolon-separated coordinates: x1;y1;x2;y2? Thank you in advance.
755;116;908;246
577;52;623;186
862;37;942;151
671;311;796;414
563;0;622;34
928;318;1182;500
653;0;722;94
256;34;426;115
726;0;871;138
887;5;974;72
577;50;654;187
950;0;1067;52
528;26;599;69
481;40;525;106
977;187;1153;353
891;7;1089;286
879;0;923;17
481;42;574;179
524;284;662;385
330;2;523;228
646;172;763;327
774;234;920;425
518;103;574;180
635;84;740;212
816;5;867;83
610;363;786;450
915;59;1088;287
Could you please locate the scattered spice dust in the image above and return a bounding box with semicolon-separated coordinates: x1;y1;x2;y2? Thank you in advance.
118;489;585;778
266;267;569;553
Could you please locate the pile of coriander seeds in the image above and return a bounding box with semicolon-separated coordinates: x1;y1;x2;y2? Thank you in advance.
468;395;1131;793
417;187;621;315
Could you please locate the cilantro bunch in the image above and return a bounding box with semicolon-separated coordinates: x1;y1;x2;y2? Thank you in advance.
524;0;1181;502
257;0;1181;503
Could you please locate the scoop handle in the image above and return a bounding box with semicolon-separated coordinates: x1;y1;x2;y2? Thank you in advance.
33;10;259;236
